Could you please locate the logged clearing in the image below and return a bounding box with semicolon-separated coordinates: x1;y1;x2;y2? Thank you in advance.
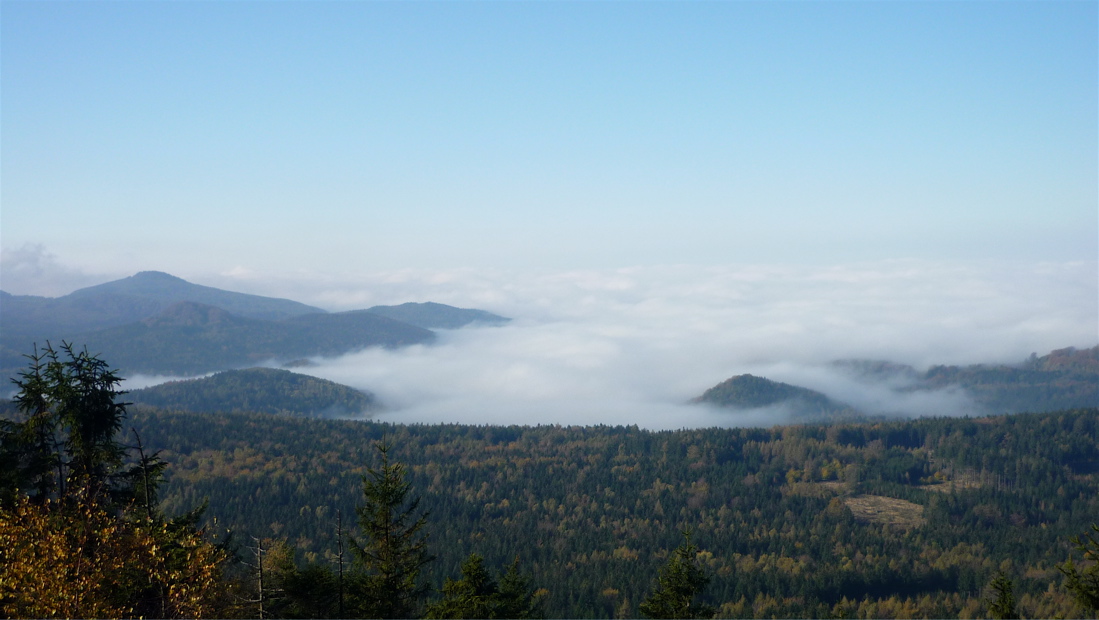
844;495;926;528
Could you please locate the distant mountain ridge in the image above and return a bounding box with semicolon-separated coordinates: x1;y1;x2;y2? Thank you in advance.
365;301;510;329
64;301;435;376
0;271;325;356
0;271;509;381
68;271;325;320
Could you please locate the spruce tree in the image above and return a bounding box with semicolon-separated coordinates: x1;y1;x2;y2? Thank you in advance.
2;342;131;505
1060;524;1099;614
0;343;228;618
348;441;433;618
986;572;1019;620
425;554;543;619
638;530;715;619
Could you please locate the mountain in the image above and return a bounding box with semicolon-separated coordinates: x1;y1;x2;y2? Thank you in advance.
68;301;435;376
0;271;325;364
66;271;325;321
829;346;1099;415
128;367;377;418
365;301;510;329
692;374;858;421
918;345;1099;414
1;271;507;382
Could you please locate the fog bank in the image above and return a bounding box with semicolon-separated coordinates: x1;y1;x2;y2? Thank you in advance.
255;260;1095;429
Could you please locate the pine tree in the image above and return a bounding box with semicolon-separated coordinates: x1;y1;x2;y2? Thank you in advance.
638;530;716;619
348;441;433;618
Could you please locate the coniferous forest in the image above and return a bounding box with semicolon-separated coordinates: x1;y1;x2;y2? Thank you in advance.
2;346;1098;618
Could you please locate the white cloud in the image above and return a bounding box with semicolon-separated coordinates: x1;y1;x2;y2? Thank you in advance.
0;243;119;296
269;260;1096;428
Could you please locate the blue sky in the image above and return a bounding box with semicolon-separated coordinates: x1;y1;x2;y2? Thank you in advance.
3;1;1095;282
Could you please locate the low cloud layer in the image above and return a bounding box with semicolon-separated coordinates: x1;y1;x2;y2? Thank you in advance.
246;260;1095;429
11;255;1094;429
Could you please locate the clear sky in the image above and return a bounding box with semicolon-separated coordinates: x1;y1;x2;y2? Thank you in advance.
2;1;1096;283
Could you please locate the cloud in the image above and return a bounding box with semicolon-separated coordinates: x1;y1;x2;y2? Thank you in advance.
0;243;118;296
267;259;1096;429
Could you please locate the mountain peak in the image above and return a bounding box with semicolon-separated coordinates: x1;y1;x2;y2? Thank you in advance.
131;270;188;282
693;374;840;411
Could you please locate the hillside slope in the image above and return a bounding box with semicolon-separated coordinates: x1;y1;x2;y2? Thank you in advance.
692;373;859;421
71;301;435;376
128;367;377;418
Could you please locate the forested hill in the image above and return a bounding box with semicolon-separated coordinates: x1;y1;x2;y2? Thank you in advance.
920;345;1099;414
691;374;856;421
128;367;377;418
128;406;1099;619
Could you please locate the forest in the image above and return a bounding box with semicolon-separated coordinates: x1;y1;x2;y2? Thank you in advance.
127;367;378;418
1;344;1098;618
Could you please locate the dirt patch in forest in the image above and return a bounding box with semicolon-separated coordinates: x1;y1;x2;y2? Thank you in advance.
844;495;926;528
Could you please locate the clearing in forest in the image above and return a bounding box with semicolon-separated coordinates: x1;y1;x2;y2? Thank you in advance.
843;495;926;528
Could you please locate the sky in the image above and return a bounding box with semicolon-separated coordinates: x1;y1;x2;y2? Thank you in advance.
2;2;1097;427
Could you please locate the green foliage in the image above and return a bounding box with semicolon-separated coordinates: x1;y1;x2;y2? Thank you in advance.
348;441;433;618
282;563;341;619
426;554;543;619
638;530;715;619
126;407;1098;618
986;573;1019;619
0;344;229;618
129;367;377;418
2;342;131;504
1059;524;1099;615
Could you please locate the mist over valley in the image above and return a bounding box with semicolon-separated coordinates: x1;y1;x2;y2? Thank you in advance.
3;262;1094;429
